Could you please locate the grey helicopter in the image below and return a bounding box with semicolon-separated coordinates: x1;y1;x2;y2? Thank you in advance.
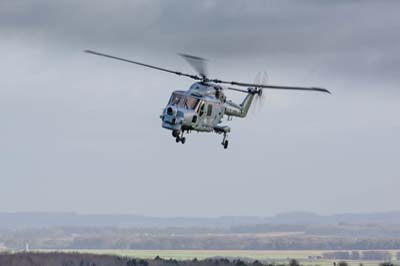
85;50;330;149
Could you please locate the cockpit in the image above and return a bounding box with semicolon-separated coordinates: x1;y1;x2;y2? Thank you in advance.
168;92;201;111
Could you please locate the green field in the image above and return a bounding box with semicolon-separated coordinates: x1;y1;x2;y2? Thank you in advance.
37;249;400;266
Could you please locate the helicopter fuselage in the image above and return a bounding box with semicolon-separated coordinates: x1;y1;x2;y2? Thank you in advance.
160;82;257;146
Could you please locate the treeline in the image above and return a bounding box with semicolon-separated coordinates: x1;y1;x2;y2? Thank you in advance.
3;226;400;250
323;251;400;260
231;224;400;238
68;236;400;250
1;253;400;266
0;253;306;266
4;234;400;250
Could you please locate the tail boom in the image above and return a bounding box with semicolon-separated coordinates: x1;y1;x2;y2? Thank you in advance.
224;88;259;118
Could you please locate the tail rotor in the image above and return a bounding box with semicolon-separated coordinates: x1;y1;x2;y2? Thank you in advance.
252;71;268;113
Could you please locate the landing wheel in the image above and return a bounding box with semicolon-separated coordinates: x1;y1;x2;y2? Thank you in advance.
175;137;180;143
181;137;186;144
221;132;229;149
223;140;229;149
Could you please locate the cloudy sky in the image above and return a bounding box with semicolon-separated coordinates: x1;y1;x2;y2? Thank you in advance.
1;0;399;217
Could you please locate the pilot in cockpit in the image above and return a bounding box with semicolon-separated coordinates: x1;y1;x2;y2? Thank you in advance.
184;96;200;110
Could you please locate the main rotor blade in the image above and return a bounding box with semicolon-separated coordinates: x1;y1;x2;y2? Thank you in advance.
211;79;330;94
225;87;249;93
179;53;208;79
85;50;201;81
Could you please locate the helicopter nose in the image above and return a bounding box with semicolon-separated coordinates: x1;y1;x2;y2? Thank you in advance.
166;105;177;116
161;105;183;131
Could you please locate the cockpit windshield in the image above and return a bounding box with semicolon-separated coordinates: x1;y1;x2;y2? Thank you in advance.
169;93;183;106
169;93;200;110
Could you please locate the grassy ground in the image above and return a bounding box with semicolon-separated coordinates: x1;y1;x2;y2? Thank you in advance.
35;249;400;266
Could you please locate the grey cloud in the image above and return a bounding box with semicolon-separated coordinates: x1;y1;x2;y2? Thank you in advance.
0;1;399;217
2;0;400;85
1;0;399;53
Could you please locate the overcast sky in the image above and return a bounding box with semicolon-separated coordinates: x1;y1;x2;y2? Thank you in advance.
1;0;399;217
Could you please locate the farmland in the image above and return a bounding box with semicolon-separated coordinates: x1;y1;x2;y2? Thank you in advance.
3;213;400;265
34;249;400;266
1;252;394;266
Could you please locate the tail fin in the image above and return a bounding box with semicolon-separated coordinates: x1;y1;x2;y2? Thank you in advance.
225;88;260;118
238;90;257;118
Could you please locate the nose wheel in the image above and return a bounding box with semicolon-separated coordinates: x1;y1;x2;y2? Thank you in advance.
173;131;186;144
176;136;186;144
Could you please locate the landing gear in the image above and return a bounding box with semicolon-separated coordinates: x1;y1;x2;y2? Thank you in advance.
223;140;229;149
174;131;186;144
221;132;229;149
214;125;231;150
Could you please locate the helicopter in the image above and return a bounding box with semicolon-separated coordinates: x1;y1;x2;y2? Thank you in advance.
85;50;330;149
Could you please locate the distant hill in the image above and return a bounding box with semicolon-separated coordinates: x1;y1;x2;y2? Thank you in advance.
0;212;268;229
1;211;400;229
267;211;400;225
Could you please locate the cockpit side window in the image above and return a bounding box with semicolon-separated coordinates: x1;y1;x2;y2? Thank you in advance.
198;102;205;116
184;96;200;110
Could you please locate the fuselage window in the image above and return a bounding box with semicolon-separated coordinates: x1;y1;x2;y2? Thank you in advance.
207;104;213;116
198;102;205;116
